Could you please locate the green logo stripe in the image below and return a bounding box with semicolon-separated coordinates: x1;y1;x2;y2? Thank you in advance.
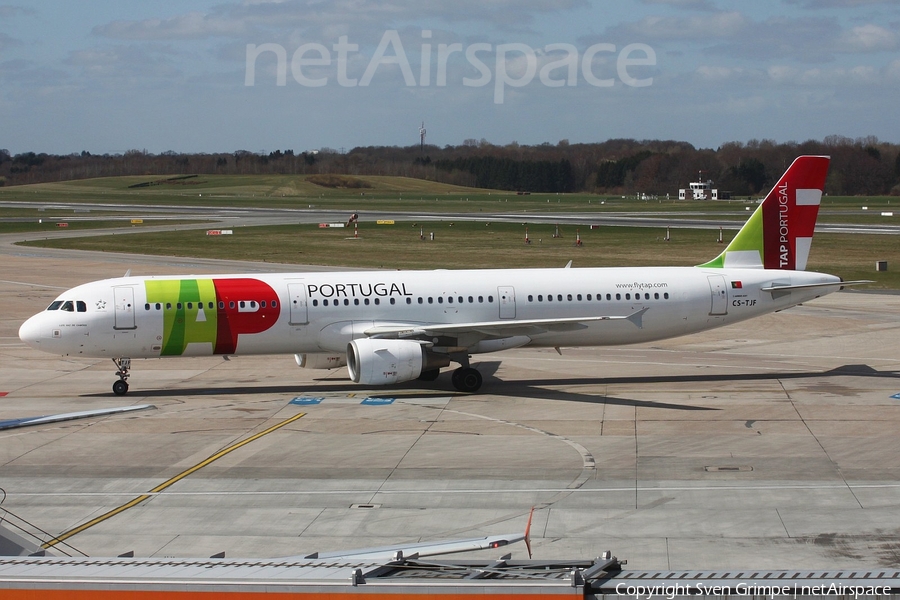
145;279;219;355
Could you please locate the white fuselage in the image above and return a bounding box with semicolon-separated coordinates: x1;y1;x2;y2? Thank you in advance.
19;266;842;360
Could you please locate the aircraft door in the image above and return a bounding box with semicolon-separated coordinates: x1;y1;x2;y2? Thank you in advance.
498;286;516;319
113;287;136;330
288;283;309;325
707;275;728;316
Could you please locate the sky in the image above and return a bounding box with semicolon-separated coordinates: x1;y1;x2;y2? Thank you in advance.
1;0;899;154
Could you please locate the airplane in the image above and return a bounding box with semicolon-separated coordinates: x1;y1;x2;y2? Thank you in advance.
19;156;860;396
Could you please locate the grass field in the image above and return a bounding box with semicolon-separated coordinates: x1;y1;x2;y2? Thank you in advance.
0;218;205;234
2;174;899;222
17;219;900;289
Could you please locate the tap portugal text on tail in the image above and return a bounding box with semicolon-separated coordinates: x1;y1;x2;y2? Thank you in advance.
19;156;861;395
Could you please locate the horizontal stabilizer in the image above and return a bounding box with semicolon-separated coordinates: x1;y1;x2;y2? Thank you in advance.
761;280;870;293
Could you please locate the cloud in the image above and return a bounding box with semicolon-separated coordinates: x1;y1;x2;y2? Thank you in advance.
785;0;898;8
0;5;36;18
702;15;842;62
93;0;589;42
94;11;247;41
638;0;716;10
64;45;183;80
837;24;898;52
606;11;749;42
0;31;22;52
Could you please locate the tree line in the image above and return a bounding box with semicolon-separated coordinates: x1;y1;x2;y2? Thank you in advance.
2;135;899;196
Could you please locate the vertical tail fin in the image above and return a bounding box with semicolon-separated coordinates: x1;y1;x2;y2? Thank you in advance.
699;155;830;270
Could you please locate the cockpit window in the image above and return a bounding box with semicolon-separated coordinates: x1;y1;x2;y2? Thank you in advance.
60;301;75;312
47;301;63;311
76;301;87;313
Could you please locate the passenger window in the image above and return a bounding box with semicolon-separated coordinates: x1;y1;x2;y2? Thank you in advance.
144;303;150;311
418;297;423;304
438;297;444;304
218;301;225;309
468;296;474;303
587;294;592;301
364;298;370;305
567;294;573;301
354;298;360;305
488;296;494;302
607;294;612;301
323;299;329;306
547;295;553;302
406;298;411;304
625;294;630;300
374;298;380;305
166;303;172;310
537;295;543;302
229;301;235;309
577;294;582;301
271;300;277;308
664;292;669;299
428;297;433;304
645;293;650;300
187;302;193;309
478;296;484;303
654;293;659;299
615;294;621;301
528;295;533;302
239;301;245;308
312;299;318;306
447;297;453;304
458;296;463;303
390;298;396;305
155;303;161;310
261;301;266;308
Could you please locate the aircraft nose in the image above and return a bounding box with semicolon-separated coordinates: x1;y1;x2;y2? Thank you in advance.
18;314;45;349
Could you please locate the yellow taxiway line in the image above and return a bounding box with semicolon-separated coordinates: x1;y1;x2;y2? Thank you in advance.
43;411;306;550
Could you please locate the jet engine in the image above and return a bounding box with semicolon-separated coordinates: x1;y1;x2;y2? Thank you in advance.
294;353;347;369
347;338;449;385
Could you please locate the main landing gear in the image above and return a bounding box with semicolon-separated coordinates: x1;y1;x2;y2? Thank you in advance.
446;352;483;393
112;357;131;396
450;367;482;393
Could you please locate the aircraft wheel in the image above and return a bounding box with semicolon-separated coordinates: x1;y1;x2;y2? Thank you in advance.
418;368;441;382
112;380;129;396
451;367;482;393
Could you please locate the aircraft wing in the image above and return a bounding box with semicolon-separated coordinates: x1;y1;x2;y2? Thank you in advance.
294;509;535;561
365;308;648;340
296;531;526;562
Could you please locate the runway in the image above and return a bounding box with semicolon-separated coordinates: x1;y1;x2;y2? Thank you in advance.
1;251;900;570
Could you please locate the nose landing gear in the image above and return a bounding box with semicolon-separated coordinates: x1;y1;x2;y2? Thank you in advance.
112;357;131;396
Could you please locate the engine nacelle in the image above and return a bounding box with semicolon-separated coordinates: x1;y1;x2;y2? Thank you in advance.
294;353;346;369
347;338;427;385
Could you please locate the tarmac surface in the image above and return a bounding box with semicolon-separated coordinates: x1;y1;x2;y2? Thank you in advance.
1;249;900;570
